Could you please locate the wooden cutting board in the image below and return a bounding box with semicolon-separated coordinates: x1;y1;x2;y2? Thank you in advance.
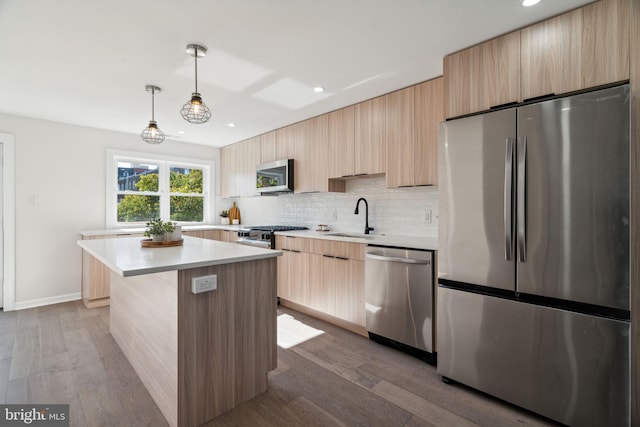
229;202;241;224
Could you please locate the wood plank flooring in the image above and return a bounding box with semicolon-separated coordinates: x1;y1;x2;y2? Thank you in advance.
0;301;559;426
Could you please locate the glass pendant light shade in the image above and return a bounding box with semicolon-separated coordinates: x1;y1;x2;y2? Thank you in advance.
181;92;212;124
141;85;165;144
181;44;211;124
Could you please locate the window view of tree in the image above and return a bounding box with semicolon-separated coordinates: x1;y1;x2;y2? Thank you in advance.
117;163;160;222
170;168;204;222
114;159;208;224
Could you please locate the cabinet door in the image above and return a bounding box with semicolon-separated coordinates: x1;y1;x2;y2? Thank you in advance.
444;32;519;118
581;0;630;87
289;250;310;305
414;77;443;186
386;86;415;188
327;106;355;178
296;115;328;193
220;144;238;198
521;8;583;100
241;136;261;196
259;131;277;164
276;124;297;160
354;96;386;175
334;259;365;326
481;32;520;109
202;230;221;240
308;254;336;314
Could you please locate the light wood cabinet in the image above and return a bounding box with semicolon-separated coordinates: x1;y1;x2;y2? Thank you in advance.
521;8;583;100
276;236;365;327
327;106;355;179
275;123;298;160
444;31;520;118
81;232;143;308
581;0;630;88
296;115;329;193
259;130;277;164
220;138;261;198
386;77;443;188
354;96;386;175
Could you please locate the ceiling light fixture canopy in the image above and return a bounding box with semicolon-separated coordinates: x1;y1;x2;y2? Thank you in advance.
141;85;165;144
521;0;541;6
181;43;212;124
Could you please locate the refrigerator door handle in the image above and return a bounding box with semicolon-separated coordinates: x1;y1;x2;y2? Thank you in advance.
504;138;514;261
517;136;527;262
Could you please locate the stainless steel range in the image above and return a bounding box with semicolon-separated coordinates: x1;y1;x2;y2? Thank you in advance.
236;225;307;248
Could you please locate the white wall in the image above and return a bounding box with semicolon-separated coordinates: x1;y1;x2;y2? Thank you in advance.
0;112;219;309
219;176;439;238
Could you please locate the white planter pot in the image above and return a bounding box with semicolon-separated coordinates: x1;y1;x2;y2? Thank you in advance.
221;217;230;225
171;226;182;241
152;234;165;242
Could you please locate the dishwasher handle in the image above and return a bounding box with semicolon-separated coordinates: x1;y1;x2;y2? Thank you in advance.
365;252;430;265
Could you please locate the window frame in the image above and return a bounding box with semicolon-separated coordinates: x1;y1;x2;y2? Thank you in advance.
106;149;214;229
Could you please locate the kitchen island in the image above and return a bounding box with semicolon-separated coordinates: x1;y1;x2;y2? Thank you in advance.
77;236;281;427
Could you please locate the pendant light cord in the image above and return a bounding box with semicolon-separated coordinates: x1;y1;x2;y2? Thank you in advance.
194;46;199;93
151;87;155;121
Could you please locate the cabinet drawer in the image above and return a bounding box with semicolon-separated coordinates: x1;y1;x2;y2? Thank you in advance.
310;239;365;260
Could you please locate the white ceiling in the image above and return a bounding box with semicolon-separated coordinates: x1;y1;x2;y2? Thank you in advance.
0;0;594;148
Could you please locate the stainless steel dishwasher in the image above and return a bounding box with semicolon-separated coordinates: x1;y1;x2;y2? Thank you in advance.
365;245;435;363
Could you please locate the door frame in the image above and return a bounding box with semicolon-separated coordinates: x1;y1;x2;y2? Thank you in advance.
0;133;15;311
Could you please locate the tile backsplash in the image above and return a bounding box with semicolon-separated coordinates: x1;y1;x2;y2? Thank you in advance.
219;176;438;238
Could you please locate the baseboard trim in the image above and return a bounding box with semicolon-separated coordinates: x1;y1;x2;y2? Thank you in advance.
13;292;82;311
279;299;368;337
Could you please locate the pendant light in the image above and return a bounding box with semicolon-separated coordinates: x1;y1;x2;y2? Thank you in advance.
181;44;212;124
141;85;165;144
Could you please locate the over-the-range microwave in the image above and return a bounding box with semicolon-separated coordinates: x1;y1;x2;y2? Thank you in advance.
256;159;294;194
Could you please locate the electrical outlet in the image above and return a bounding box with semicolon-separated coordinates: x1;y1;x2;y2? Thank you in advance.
191;274;217;294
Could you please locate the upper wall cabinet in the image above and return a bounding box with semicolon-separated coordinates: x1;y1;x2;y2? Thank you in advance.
327;105;356;179
220;137;261;198
354;96;386;175
581;0;630;88
295;115;330;193
259;130;277;164
521;8;583;100
445;0;630;118
444;32;520;118
386;77;443;188
521;0;629;100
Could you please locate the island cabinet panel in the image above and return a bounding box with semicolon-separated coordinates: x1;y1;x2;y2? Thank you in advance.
259;130;277;164
177;259;277;426
354;96;386;175
110;271;179;427
581;0;630;88
521;8;583;100
327;106;356;179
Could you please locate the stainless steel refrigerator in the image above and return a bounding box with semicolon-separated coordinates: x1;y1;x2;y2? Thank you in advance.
437;84;630;427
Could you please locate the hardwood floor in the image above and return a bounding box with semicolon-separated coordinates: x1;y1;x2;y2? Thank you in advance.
0;301;559;426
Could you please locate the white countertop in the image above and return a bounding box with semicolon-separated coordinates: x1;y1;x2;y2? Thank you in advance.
77;236;282;277
274;229;438;251
79;224;247;237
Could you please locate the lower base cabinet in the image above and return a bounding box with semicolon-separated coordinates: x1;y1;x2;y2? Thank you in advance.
276;236;365;328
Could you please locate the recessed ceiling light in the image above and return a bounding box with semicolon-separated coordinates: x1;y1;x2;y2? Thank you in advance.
521;0;541;6
178;130;185;135
313;86;325;93
227;123;236;127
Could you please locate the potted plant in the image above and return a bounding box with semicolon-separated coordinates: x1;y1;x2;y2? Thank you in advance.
220;210;230;225
144;218;169;242
163;221;176;241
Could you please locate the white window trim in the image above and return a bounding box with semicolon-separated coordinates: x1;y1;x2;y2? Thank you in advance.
106;149;215;229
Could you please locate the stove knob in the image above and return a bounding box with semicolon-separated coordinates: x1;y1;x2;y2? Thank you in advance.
262;232;271;240
237;230;249;237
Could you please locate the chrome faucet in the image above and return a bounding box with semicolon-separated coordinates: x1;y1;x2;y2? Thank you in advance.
354;197;374;234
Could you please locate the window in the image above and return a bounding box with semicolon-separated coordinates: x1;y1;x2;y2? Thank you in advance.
107;150;213;227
